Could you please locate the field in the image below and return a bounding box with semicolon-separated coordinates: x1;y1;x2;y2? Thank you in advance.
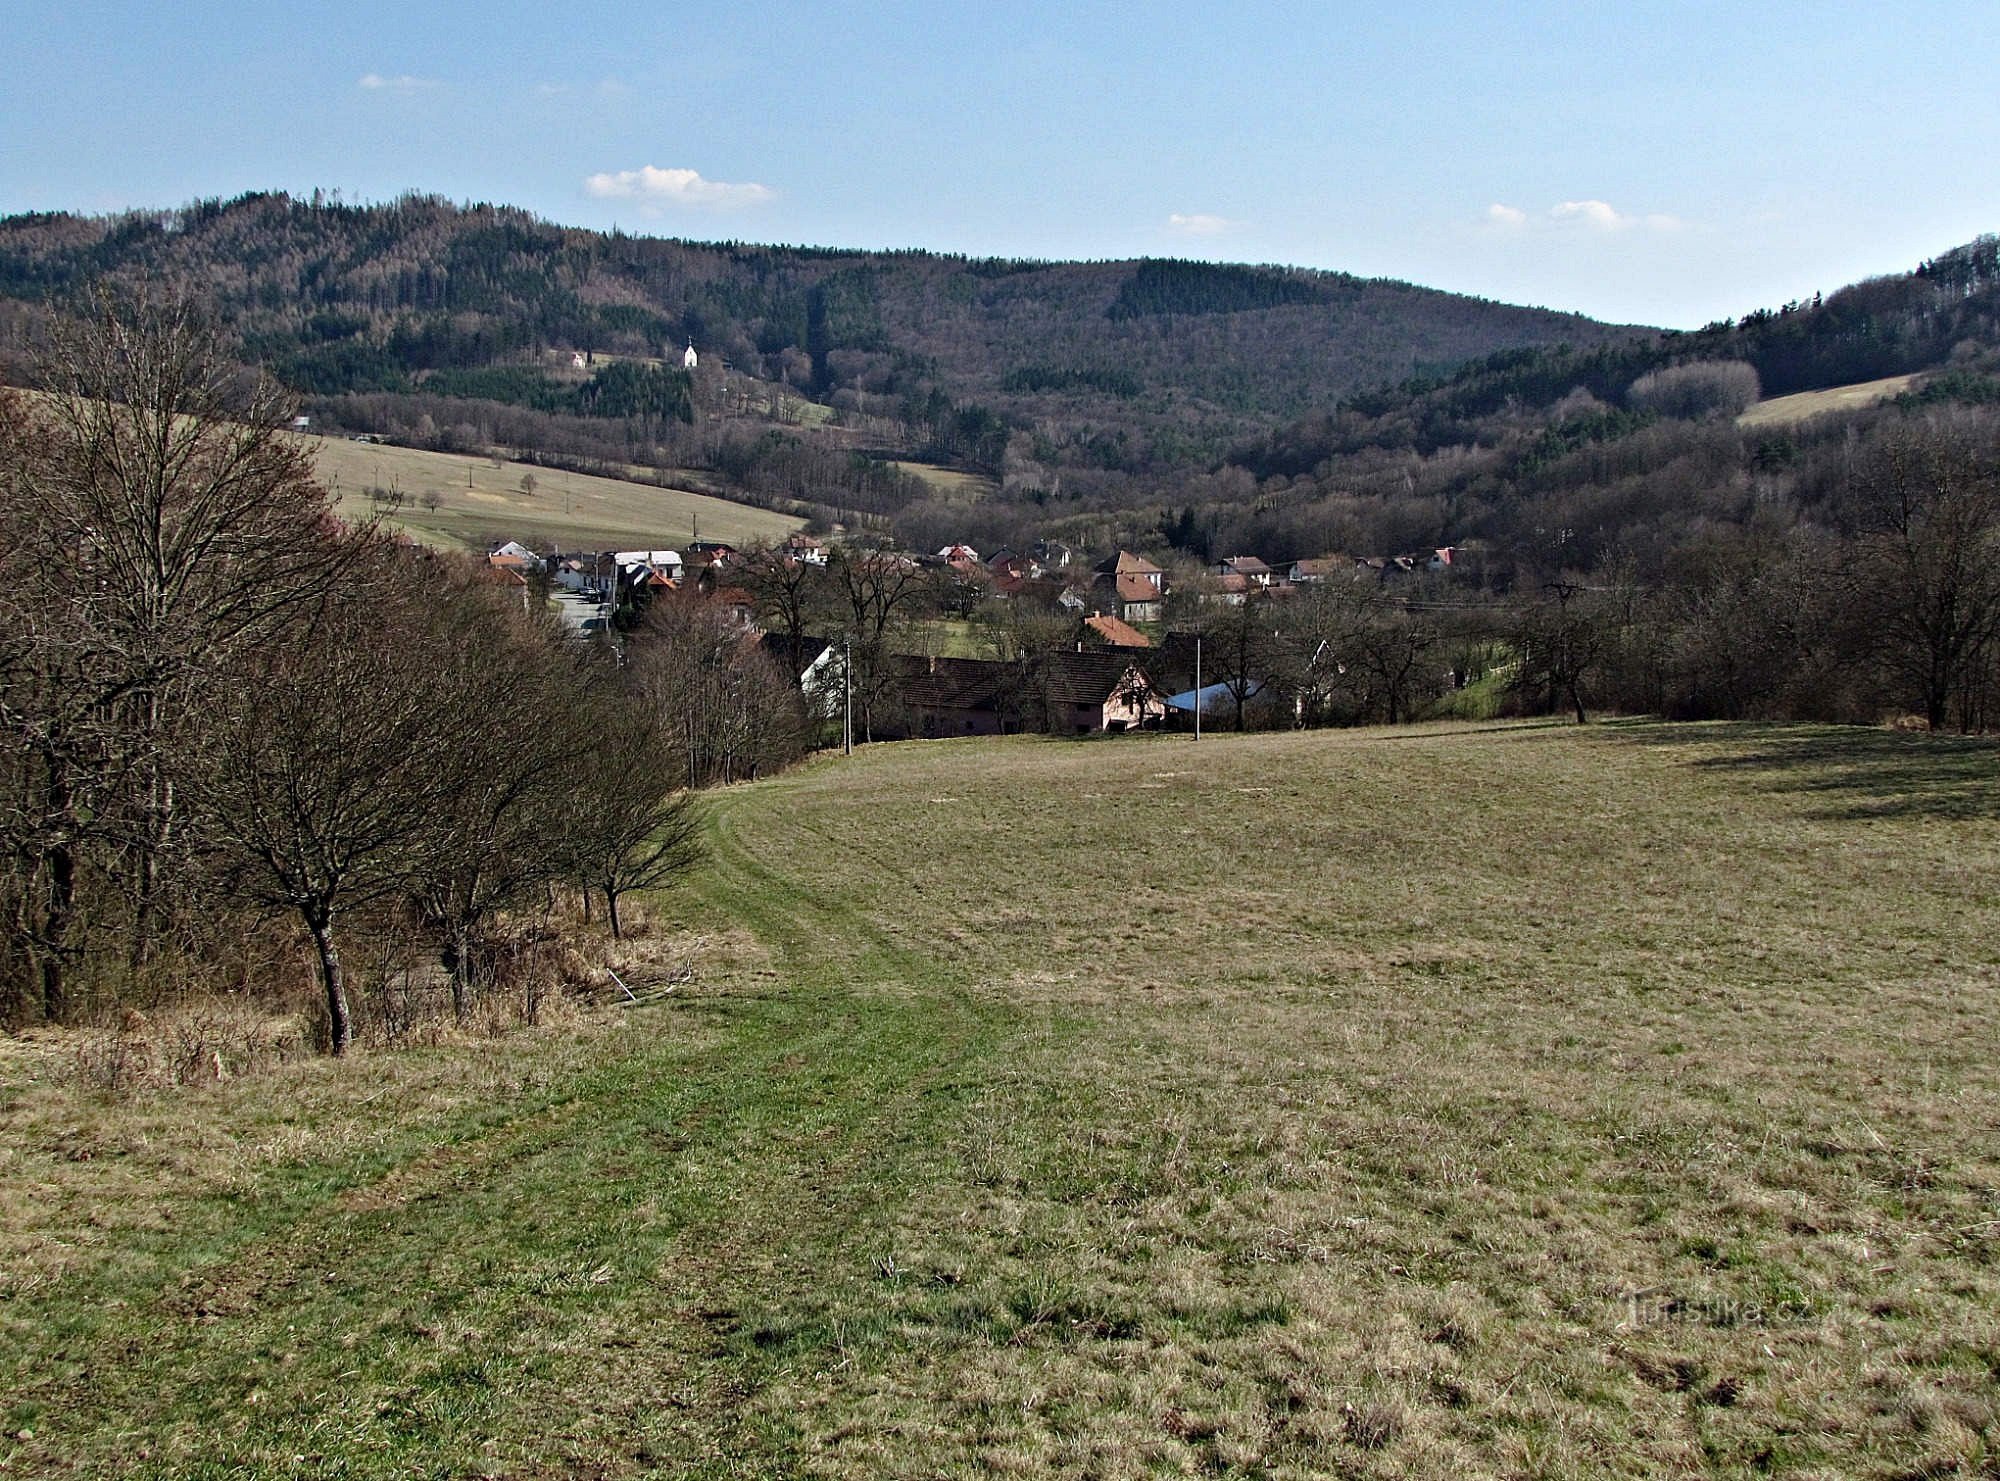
4;720;1999;1477
888;460;999;502
303;433;802;553
1737;374;1924;428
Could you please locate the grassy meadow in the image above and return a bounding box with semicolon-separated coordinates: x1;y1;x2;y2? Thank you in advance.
3;720;1998;1477
304;433;802;553
1737;374;1925;428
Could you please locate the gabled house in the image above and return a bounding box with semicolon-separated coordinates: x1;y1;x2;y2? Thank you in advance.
760;634;844;718
1287;556;1346;584
1090;551;1168;624
1214;555;1274;588
1209;572;1252;607
487;540;545;572
1094;550;1166;591
782;533;829;566
881;655;1013;739
1042;649;1165;734
615;548;683;581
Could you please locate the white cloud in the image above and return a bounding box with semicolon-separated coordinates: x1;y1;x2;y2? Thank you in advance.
1482;199;1685;235
1550;199;1626;230
357;73;438;93
583;165;775;212
1549;199;1683;232
1167;212;1239;237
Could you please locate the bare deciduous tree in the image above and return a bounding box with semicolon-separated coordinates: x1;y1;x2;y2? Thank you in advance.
192;567;454;1054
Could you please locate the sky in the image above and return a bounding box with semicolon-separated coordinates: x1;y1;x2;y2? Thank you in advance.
5;1;1998;329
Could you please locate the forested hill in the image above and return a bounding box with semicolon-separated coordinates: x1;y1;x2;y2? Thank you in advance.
1234;234;2000;479
0;190;1636;439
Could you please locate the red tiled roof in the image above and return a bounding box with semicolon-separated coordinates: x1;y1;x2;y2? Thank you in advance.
1095;550;1164;578
1115;572;1161;604
1084;613;1151;647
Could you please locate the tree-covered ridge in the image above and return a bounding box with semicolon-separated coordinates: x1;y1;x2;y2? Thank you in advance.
1231;235;2000;479
0;190;1634;425
1106;259;1330;319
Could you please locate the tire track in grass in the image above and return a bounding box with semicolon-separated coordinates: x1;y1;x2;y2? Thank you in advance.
11;775;1013;1479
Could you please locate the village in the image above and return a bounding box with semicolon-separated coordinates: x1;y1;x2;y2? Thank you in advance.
481;530;1472;741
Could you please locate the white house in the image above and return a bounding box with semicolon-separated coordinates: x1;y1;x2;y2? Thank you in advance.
681;341;698;370
613;549;684;581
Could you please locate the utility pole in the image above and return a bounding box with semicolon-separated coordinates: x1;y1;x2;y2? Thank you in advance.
842;636;853;755
1193;633;1202;741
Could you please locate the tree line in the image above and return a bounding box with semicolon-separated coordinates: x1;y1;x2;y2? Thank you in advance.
0;295;811;1049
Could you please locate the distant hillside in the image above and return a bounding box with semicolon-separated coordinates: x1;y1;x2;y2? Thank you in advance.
1235;235;2000;479
0;191;1640;480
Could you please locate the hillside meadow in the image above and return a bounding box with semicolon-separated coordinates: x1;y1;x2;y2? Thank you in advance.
304;432;802;553
2;720;1997;1478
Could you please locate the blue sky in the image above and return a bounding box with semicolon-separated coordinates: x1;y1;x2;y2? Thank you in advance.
5;1;1997;328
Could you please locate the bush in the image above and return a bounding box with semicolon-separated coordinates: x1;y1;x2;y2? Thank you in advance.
1626;361;1761;419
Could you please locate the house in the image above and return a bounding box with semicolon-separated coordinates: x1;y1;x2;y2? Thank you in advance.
487;540;546;574
1149;631;1284;729
1209;572;1252;607
1287;556;1346;584
1091;551;1168;624
1082;612;1151;648
552;557;595;595
760;634;844;717
708;585;757;628
1214;555;1274;588
1042;649;1165;734
1032;538;1076;570
881;655;1013;739
782;533;829;566
1094;550;1166;592
936;542;981;565
615;548;683;581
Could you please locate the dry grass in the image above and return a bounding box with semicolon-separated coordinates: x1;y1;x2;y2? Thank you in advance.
886;460;998;503
1737;373;1925;428
4;720;1998;1476
303;433;802;553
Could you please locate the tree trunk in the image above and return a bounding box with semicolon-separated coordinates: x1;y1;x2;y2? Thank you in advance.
448;926;472;1021
606;885;624;942
306;910;353;1055
39;841;75;1025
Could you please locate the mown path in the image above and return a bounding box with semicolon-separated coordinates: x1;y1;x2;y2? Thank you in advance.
6;774;1009;1478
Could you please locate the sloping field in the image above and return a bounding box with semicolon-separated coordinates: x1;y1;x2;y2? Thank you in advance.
304;433;802;552
887;459;999;502
4;721;1999;1477
1737;373;1924;428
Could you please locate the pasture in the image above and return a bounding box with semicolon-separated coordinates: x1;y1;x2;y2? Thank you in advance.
303;433;802;553
1737;373;1925;428
3;720;1997;1477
